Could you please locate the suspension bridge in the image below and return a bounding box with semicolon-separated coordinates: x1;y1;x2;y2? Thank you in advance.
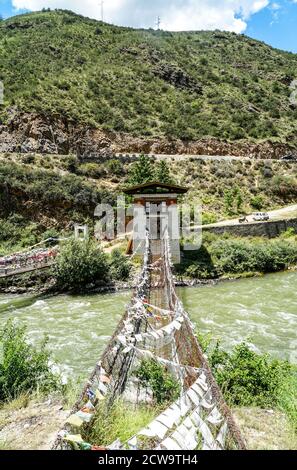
53;231;246;451
0;239;60;278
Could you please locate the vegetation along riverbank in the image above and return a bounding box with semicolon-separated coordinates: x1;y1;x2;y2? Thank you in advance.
1;229;297;295
0;320;296;450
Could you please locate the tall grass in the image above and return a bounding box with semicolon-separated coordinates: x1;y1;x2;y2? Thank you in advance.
82;399;159;446
278;369;297;432
0;320;61;402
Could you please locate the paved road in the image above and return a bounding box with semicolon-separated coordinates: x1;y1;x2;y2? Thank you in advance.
203;203;297;228
115;153;297;163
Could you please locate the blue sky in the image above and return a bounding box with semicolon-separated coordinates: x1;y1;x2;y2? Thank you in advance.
1;0;297;53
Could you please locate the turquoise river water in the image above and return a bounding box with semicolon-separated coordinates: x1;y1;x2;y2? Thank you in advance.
0;271;296;380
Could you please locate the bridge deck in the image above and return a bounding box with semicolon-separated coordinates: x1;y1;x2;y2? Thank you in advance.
52;234;246;451
0;261;54;278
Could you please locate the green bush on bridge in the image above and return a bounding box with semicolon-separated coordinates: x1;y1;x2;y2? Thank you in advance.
136;359;181;405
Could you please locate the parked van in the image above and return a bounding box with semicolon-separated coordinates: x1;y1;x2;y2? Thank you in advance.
252;212;269;221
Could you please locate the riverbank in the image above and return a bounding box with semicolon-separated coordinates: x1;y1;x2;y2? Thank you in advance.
0;394;70;450
2;263;297;296
0;386;295;450
0;396;295;450
0;272;296;450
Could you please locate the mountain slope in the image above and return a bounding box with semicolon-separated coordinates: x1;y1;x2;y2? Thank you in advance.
1;9;297;155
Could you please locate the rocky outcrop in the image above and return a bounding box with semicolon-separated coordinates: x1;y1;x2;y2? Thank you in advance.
0;110;113;158
0;110;294;159
110;134;293;160
152;63;203;95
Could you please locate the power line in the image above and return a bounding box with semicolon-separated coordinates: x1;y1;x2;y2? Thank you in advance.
156;16;161;30
99;0;104;22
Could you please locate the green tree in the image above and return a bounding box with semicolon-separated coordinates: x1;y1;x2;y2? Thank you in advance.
128;155;154;185
236;189;243;213
224;190;234;215
54;239;110;292
154;160;173;184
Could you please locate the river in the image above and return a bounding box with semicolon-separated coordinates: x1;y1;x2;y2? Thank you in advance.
0;271;296;380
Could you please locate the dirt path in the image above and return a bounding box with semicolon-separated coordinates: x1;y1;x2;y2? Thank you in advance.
0;396;70;450
233;407;297;450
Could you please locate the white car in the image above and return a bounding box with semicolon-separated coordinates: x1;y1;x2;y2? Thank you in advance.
252;212;269;221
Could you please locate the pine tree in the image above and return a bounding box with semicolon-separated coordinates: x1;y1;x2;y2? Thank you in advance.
224;190;234;215
154;160;173;184
128;155;154;185
236;191;243;213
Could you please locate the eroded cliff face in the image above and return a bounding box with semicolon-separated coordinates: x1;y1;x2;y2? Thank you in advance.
0;111;112;157
0;111;293;159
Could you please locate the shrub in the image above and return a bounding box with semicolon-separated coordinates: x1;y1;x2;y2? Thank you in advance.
54;239;110;291
210;342;291;408
271;176;297;199
136;359;181;404
184;263;217;280
278;370;297;432
198;333;297;430
0;217;39;252
250;195;264;210
21;154;35;165
106;159;124;176
211;238;297;274
65;155;79;173
78;163;104;179
281;227;296;239
202;212;217;225
109;249;132;281
0;320;60;402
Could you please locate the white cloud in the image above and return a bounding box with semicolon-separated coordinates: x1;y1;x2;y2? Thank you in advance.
12;0;270;33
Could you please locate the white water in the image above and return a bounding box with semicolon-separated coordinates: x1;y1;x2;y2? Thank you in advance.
0;271;296;379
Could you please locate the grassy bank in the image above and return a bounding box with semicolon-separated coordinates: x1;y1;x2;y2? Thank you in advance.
0;320;78;450
0;319;296;449
197;333;297;442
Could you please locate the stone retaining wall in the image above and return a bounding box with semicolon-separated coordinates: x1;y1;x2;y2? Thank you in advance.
203;217;297;238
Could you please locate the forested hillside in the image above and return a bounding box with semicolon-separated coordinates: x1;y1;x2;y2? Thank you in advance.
1;9;297;155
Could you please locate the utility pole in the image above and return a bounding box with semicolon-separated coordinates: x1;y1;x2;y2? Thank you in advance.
100;0;104;22
156;16;161;30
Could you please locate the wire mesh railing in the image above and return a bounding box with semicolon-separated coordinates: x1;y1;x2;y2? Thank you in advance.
52;230;246;450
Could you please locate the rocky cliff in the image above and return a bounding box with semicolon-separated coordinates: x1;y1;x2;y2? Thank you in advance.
0;111;293;159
